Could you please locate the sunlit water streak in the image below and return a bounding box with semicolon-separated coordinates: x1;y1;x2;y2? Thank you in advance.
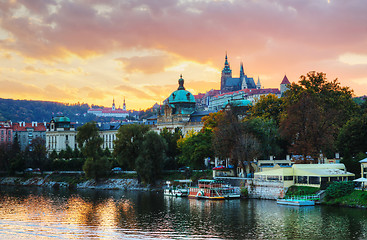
1;186;367;239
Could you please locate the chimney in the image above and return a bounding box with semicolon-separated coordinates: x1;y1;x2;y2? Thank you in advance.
270;156;274;161
286;155;290;161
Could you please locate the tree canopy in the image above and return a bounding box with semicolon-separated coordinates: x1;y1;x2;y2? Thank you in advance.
248;94;285;125
113;124;150;170
280;71;358;162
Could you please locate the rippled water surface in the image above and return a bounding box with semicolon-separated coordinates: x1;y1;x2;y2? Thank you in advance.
1;186;367;239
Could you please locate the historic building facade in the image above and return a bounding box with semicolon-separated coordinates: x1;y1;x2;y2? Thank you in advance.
46;116;121;154
13;122;46;151
155;75;213;136
220;54;260;93
87;98;129;118
46;116;77;153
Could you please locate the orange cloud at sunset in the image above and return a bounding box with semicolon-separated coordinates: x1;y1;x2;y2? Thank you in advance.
0;0;366;110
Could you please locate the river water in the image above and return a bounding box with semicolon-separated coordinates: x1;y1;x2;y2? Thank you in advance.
0;186;367;240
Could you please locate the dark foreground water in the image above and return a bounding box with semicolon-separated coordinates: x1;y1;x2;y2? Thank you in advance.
1;187;367;240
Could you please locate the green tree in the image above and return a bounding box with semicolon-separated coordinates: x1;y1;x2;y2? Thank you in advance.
76;122;103;159
76;122;106;179
113;124;150;170
64;145;73;160
49;150;58;160
135;131;167;184
160;127;182;170
212;107;260;175
280;72;358;162
178;129;213;169
83;156;111;180
337;114;367;158
243;117;282;159
29;137;48;170
248;94;285;125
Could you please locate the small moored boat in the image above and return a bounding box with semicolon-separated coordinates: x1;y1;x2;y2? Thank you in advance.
164;180;192;197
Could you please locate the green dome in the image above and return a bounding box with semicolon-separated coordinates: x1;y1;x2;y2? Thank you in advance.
54;116;70;122
168;89;195;103
168;75;196;104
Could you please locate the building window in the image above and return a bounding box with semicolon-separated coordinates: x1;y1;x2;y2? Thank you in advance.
284;176;293;181
330;177;338;182
297;176;308;184
267;176;279;181
309;176;320;184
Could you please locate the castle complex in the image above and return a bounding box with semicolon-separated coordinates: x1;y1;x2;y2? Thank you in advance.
220;54;261;93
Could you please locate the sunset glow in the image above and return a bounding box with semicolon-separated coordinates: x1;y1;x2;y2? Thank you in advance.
0;0;366;109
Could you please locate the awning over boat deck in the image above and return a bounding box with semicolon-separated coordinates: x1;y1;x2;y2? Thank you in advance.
295;168;354;177
353;178;367;182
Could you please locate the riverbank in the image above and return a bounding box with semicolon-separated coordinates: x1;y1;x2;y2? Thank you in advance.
323;190;367;208
0;176;154;191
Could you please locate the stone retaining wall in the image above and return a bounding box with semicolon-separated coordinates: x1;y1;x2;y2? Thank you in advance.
215;177;287;200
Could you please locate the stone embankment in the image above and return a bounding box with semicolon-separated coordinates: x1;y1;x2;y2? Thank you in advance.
0;177;150;191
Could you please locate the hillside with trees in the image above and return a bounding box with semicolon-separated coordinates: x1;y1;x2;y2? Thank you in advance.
0;98;91;122
0;98;144;122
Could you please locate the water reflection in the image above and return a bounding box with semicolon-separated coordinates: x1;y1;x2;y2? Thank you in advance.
1;186;367;239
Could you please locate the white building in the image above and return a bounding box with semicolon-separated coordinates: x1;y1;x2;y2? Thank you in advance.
87;98;129;118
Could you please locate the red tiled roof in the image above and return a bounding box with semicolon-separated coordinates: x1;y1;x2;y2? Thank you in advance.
88;108;128;113
12;122;46;131
212;88;280;99
281;75;290;85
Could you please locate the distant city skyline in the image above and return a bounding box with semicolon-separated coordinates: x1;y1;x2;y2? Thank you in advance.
0;0;366;109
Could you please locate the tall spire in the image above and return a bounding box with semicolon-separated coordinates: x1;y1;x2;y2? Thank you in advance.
222;52;231;74
240;62;245;78
256;76;261;89
123;97;126;111
112;98;116;111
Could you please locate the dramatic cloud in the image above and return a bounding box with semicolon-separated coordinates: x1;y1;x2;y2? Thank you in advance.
0;0;366;109
115;55;179;74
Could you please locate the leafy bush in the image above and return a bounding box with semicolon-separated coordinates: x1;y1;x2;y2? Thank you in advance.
325;181;354;199
83;156;111;180
286;186;319;196
241;187;248;198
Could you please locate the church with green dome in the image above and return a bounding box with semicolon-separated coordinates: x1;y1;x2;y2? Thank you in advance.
165;75;196;115
156;75;214;135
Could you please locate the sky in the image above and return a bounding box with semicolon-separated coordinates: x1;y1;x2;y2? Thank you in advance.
0;0;366;110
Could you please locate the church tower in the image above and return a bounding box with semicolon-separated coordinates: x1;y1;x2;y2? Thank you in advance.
280;75;291;95
256;76;261;89
221;53;232;91
112;98;116;111
123;97;126;111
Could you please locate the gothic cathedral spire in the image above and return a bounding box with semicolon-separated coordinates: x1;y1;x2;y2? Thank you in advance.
221;52;232;91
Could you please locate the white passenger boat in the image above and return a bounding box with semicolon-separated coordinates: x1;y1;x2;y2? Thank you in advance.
164;180;192;197
188;179;241;200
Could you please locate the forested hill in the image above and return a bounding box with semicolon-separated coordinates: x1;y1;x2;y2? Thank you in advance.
0;98;91;122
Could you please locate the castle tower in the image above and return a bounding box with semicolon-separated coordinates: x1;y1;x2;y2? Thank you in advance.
221;53;232;91
123;97;126;111
280;75;291;95
256;76;261;89
112;98;116;111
